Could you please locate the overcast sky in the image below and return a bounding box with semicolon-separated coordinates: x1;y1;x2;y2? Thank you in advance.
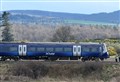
0;0;120;14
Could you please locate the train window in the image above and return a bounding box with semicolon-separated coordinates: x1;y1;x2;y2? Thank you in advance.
55;48;63;52
82;46;99;52
82;47;90;52
78;47;81;52
99;47;102;52
28;47;36;52
46;48;54;52
91;48;97;52
0;47;2;52
0;46;2;52
64;48;72;52
9;47;17;52
37;47;45;52
74;48;76;52
2;46;9;52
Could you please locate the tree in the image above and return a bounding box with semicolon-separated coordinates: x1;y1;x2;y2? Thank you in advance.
1;12;14;42
51;26;74;42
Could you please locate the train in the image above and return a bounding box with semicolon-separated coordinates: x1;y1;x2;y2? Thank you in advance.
0;42;109;61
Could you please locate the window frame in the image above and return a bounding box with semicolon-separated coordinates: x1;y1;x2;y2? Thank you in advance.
37;47;45;52
55;47;63;52
46;47;54;52
64;47;72;52
27;46;36;52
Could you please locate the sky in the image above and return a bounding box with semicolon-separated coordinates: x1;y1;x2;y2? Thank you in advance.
0;0;120;14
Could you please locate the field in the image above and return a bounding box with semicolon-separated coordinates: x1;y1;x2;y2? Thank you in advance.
65;19;116;25
0;60;120;82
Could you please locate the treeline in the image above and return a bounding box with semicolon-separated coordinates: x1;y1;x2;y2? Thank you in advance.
0;11;120;42
9;24;119;42
10;14;65;25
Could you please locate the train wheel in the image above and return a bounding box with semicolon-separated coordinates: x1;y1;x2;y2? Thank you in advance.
81;58;85;62
100;58;104;61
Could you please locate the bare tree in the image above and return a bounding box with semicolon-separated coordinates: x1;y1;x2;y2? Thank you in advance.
51;26;74;42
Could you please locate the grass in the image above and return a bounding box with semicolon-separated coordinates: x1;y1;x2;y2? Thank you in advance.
0;61;120;82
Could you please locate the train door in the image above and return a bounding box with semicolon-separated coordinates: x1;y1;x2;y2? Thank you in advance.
19;45;23;56
73;45;81;56
18;44;27;56
77;46;81;56
73;45;77;56
23;45;27;56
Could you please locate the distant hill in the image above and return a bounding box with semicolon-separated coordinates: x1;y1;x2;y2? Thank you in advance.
1;10;120;25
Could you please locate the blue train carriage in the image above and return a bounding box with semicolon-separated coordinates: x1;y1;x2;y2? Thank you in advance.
25;42;109;61
0;42;20;61
25;42;76;60
0;42;109;61
0;42;30;61
80;43;109;61
0;42;76;61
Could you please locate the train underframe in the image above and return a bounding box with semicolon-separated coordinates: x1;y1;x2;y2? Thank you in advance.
0;55;104;62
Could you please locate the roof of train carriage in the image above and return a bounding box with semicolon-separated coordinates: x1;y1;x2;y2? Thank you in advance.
79;42;103;45
0;42;103;45
26;42;75;46
0;42;75;46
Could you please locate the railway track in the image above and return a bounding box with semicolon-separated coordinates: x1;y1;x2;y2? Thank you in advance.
0;60;119;65
0;56;118;65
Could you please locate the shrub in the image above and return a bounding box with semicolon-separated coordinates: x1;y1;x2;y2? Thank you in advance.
10;61;49;79
9;61;104;80
108;46;117;56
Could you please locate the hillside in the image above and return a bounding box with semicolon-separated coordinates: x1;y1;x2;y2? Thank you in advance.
2;10;119;25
